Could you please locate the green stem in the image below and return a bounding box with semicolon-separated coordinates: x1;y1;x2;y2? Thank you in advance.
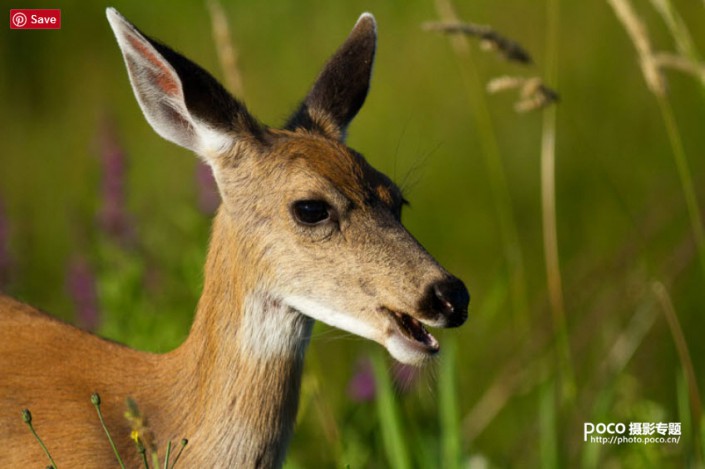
91;393;126;469
171;439;188;468
543;0;575;406
656;95;705;283
433;0;529;330
140;447;150;469
653;281;703;464
163;440;173;469
133;436;150;469
439;338;460;469
22;409;58;469
649;0;705;94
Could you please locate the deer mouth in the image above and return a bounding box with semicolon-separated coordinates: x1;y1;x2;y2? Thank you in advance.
388;309;440;354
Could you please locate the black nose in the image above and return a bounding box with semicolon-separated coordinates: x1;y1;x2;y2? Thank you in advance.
431;276;470;327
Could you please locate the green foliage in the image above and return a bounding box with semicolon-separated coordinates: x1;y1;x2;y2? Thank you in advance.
439;338;461;469
371;352;411;469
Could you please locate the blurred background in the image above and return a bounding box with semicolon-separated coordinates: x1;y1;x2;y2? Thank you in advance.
1;0;704;467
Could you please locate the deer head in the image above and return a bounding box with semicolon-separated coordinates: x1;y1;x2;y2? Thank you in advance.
107;8;469;366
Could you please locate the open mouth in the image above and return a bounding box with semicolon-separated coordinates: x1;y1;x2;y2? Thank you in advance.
389;310;439;354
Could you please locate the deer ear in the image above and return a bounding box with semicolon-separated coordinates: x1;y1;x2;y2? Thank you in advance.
106;8;264;160
285;13;377;141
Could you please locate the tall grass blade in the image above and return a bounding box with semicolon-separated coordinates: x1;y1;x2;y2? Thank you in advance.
539;381;558;469
432;0;530;330
371;351;411;469
580;386;615;469
440;338;461;469
542;0;575;406
606;0;665;95
649;0;705;90
607;0;705;283
677;371;694;464
151;451;161;469
163;440;172;469
655;98;705;284
701;415;705;467
653;281;703;464
583;299;659;467
206;0;244;97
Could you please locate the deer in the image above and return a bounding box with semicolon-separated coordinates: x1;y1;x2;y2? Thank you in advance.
0;7;470;468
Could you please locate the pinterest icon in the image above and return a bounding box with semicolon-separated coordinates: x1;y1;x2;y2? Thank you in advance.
11;11;27;28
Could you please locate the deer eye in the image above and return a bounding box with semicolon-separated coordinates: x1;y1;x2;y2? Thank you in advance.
292;200;332;226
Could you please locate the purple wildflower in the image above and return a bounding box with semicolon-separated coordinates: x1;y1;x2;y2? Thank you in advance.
98;117;134;245
348;359;376;402
195;161;220;214
66;255;100;331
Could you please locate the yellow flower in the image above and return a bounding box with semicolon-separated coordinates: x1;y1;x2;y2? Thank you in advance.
130;430;140;442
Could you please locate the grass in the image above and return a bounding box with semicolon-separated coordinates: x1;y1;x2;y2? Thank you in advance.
653;281;703;465
22;395;189;469
432;0;531;332
656;96;705;283
370;352;411;469
439;339;461;469
607;0;705;285
1;0;704;466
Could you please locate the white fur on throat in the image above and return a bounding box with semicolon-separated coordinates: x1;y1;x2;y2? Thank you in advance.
239;292;313;359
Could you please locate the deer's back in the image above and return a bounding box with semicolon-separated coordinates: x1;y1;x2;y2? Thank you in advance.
0;295;159;467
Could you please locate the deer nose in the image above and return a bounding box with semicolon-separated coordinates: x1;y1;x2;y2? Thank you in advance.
431;276;470;327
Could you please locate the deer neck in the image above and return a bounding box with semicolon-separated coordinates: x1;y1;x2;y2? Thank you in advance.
168;209;313;467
